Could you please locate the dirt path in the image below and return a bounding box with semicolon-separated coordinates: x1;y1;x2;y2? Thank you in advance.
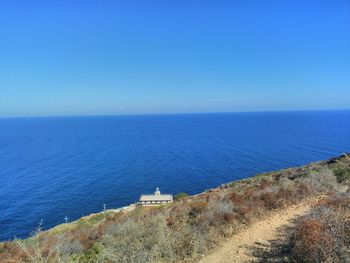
199;201;313;263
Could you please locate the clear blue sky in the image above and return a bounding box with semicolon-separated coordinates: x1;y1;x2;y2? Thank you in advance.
0;0;349;117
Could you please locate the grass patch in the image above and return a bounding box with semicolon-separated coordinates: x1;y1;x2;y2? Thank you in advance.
333;167;350;183
174;192;190;200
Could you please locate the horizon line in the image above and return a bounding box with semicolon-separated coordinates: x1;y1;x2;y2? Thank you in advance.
0;108;349;120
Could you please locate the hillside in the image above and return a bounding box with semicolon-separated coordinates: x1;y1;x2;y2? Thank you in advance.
199;200;313;263
1;154;349;263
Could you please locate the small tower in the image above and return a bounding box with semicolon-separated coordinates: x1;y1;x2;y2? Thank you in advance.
155;187;161;196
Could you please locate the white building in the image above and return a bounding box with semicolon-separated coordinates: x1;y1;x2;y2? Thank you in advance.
139;187;173;206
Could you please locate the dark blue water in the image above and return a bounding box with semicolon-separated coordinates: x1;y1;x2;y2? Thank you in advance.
0;110;350;241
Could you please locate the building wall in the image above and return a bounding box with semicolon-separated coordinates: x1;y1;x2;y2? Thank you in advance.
140;200;172;205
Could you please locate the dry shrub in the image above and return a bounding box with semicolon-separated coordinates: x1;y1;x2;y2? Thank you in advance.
59;237;84;256
65;227;98;252
275;189;294;204
9;222;70;263
295;181;312;197
2;155;349;262
305;169;338;192
279;177;295;190
319;193;350;210
291;194;350;262
98;215;175;263
222;212;236;224
259;192;279;210
257;179;274;190
0;242;27;263
199;200;234;228
292;219;334;262
189;201;208;217
228;192;244;204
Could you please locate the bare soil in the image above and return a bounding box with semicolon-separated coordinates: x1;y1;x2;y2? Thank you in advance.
199;201;314;263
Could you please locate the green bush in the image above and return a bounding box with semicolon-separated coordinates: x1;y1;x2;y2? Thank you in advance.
174;192;189;200
334;167;350;183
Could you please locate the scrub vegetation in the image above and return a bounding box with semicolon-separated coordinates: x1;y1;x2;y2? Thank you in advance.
0;154;349;263
290;193;350;262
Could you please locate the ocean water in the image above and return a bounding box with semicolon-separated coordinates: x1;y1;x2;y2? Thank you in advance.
0;110;350;241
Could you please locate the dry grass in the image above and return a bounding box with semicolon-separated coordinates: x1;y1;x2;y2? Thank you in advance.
290;192;350;262
1;154;349;263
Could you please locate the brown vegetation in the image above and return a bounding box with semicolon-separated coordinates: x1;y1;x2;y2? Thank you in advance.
291;192;350;263
0;154;349;262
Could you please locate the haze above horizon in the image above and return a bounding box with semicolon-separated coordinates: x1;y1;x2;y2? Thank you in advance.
1;1;349;117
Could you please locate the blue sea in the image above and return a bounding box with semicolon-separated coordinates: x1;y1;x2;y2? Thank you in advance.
0;110;350;241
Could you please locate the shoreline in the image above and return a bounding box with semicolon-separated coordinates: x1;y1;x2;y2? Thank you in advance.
2;153;349;243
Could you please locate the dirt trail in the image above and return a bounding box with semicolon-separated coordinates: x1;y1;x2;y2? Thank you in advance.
199;201;313;263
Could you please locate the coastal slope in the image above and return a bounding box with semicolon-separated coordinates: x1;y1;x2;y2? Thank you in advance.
0;154;349;263
200;200;313;262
